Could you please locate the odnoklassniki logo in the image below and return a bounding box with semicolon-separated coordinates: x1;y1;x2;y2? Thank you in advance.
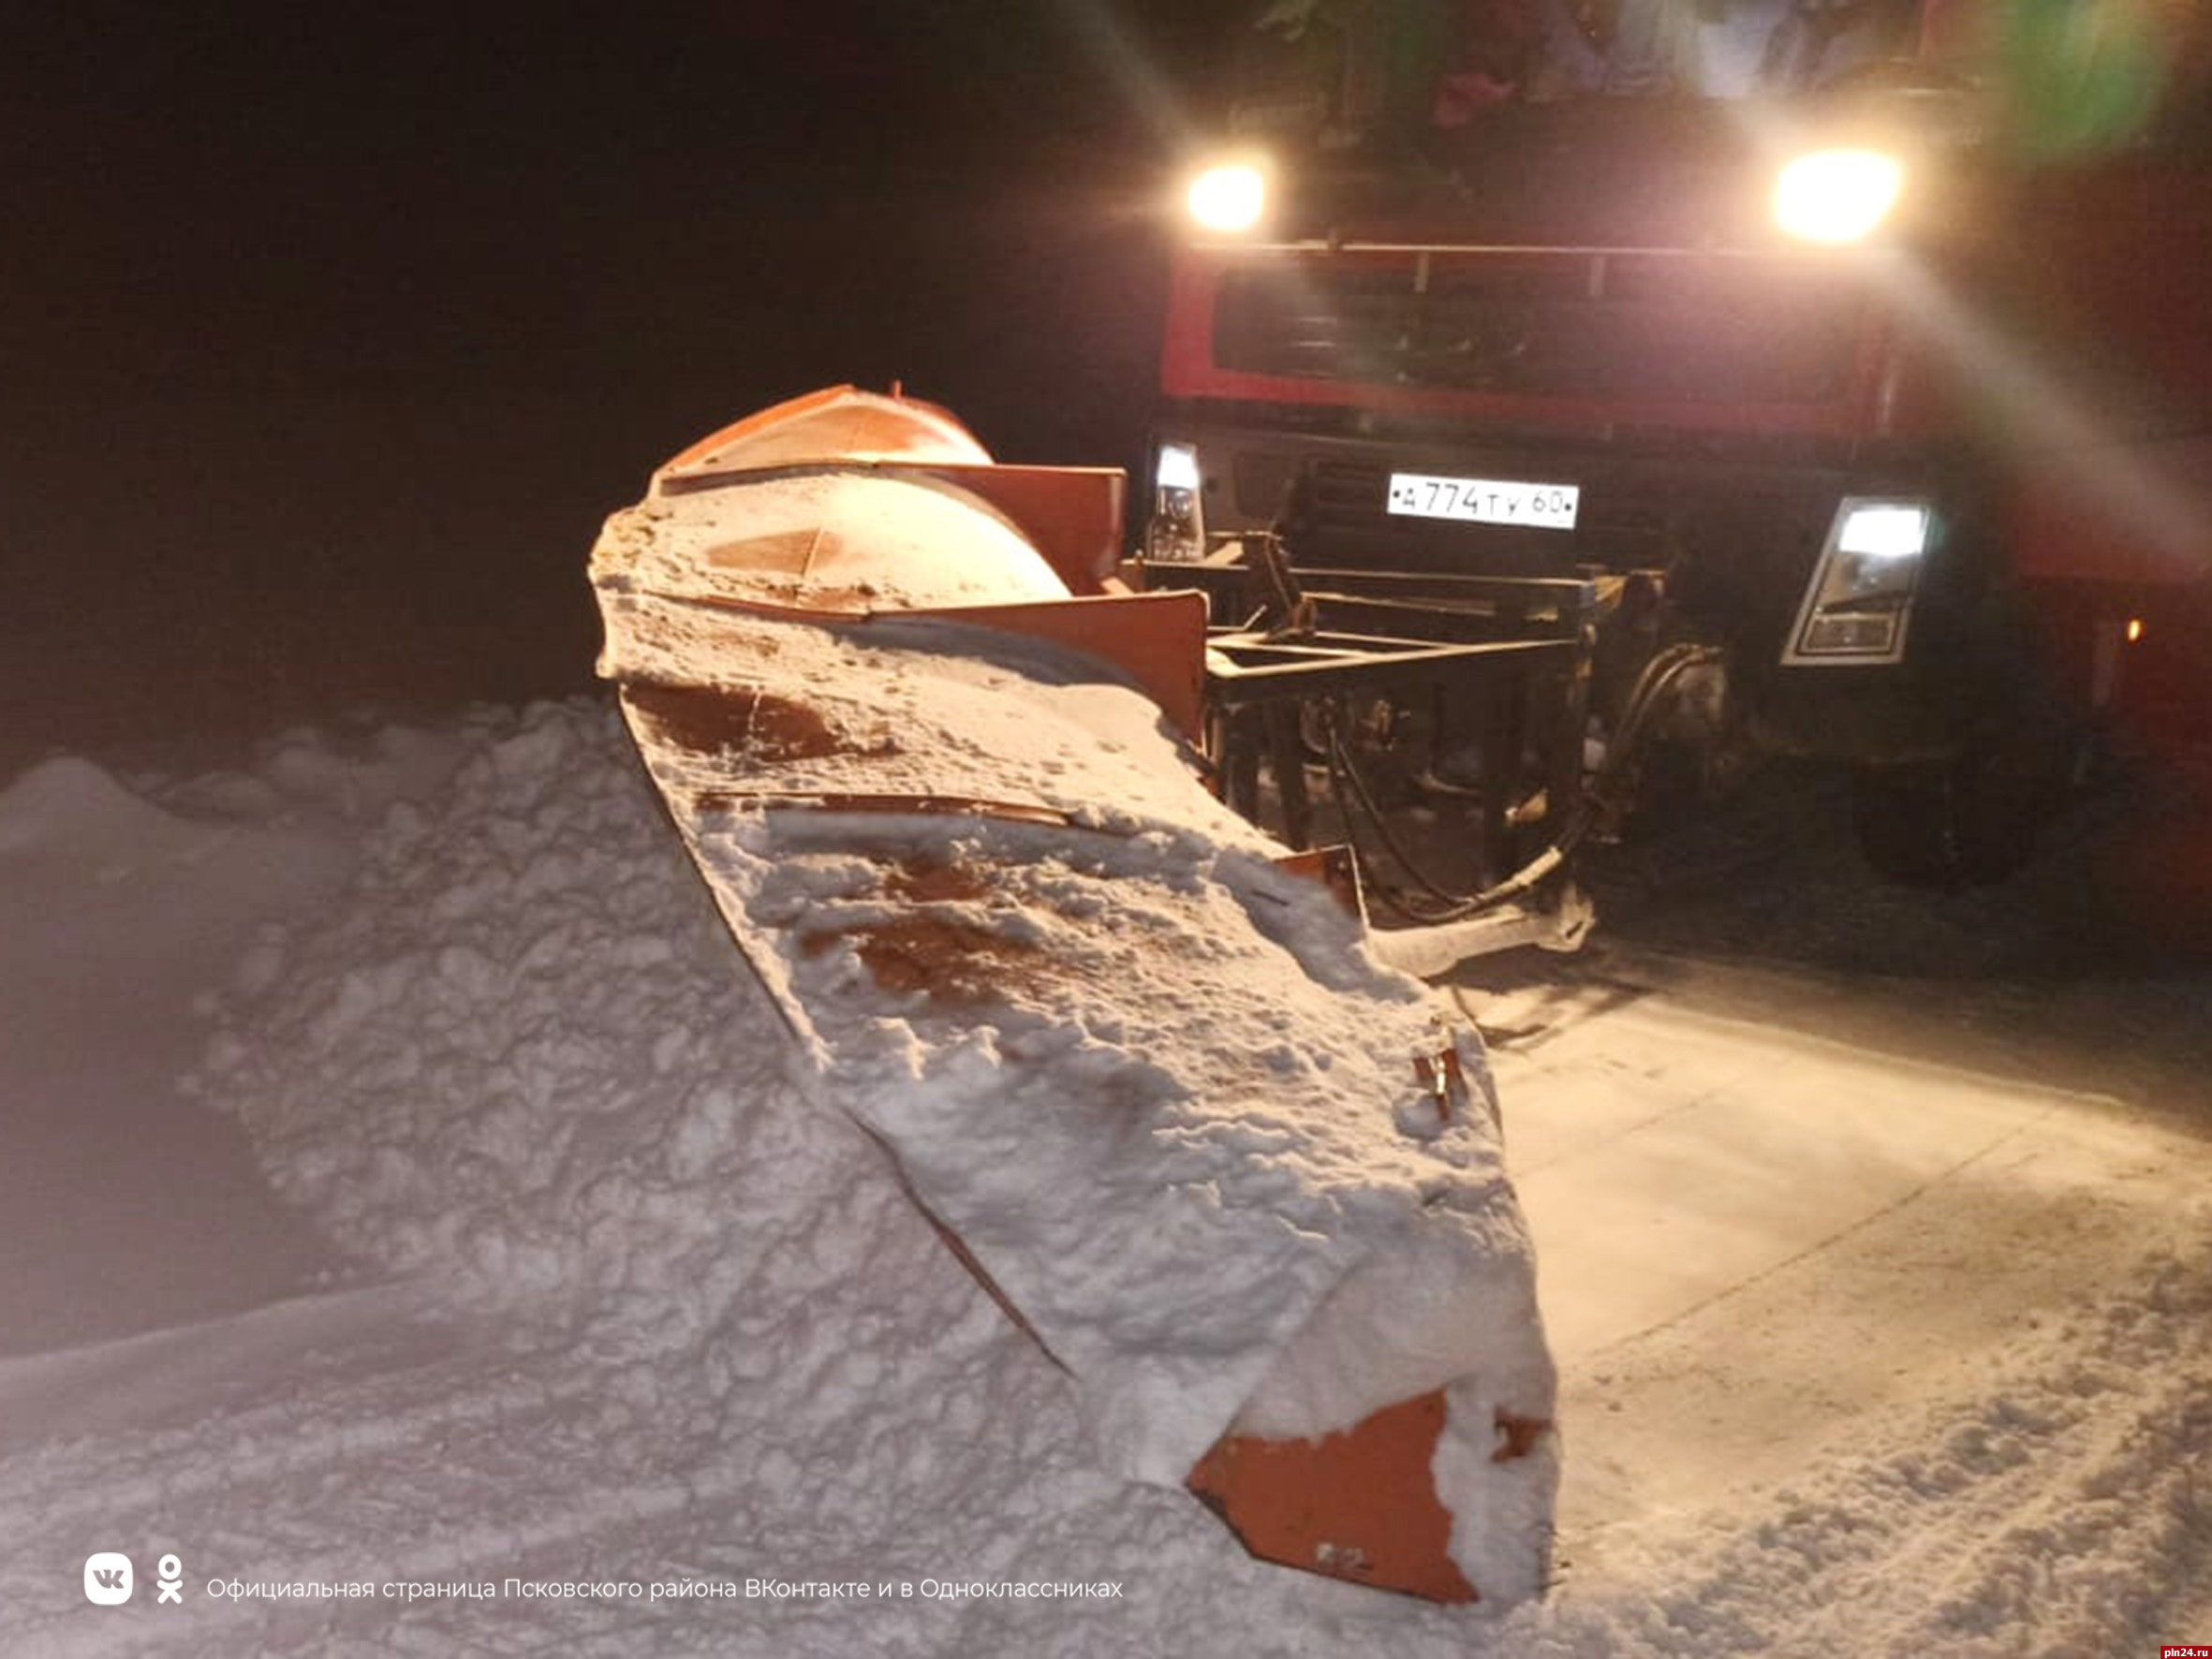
84;1552;133;1606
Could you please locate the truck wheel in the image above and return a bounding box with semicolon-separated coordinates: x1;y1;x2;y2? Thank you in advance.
1851;756;2041;888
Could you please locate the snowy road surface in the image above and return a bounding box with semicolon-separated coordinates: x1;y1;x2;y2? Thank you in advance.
1464;960;2212;1608
4;699;2210;1655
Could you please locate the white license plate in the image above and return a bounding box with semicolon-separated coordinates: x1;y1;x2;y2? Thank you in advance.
1386;472;1580;532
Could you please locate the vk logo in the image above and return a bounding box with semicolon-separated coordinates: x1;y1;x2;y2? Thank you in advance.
84;1552;134;1606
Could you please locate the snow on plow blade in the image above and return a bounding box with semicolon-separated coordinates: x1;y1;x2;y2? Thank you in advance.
590;385;1558;1605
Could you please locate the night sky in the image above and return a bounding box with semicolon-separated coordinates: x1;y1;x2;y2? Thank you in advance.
4;4;1242;765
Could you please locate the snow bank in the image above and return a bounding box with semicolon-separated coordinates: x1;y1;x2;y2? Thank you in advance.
145;716;498;828
193;701;840;1334
189;661;1556;1613
10;702;2212;1655
0;755;192;861
165;698;1508;1652
0;746;379;1353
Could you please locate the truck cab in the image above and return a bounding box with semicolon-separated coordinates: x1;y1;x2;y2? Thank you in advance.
1146;0;2211;886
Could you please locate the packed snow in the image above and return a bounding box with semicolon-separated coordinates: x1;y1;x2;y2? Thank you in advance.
597;587;1266;847
4;700;2212;1656
595;470;1073;616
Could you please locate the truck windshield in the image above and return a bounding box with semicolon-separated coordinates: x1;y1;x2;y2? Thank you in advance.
1232;0;2205;156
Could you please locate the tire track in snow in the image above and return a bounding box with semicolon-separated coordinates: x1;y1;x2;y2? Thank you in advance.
1510;1237;2212;1656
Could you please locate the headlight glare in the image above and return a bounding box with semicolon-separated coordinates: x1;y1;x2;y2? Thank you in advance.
1187;161;1267;234
1774;149;1905;244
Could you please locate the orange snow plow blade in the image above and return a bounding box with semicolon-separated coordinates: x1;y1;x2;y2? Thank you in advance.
1188;1391;1477;1602
590;385;1557;1607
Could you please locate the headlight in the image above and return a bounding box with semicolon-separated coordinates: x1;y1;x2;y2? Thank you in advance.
1187;161;1267;234
1155;441;1201;492
1774;149;1905;244
1835;502;1929;560
1144;442;1207;563
1784;498;1930;664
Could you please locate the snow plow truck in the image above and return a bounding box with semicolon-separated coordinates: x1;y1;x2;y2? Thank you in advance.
1139;0;2212;909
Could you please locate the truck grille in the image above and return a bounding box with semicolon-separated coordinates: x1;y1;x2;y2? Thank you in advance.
1213;252;1865;405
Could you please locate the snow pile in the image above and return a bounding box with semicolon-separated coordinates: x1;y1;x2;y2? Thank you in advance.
8;709;2212;1655
170;703;1139;1643
192;702;840;1334
0;755;212;864
0;747;371;1354
195;610;1559;1603
725;798;1557;1574
142;715;500;829
154;697;1526;1652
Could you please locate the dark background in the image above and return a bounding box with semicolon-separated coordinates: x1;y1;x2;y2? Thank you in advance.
2;3;1246;770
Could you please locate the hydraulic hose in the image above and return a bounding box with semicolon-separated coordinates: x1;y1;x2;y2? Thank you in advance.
1337;642;1725;924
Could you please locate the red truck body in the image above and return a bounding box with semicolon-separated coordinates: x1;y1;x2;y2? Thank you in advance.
1148;4;2210;885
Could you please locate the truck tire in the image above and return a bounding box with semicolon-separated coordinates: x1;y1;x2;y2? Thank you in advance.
1851;755;2041;888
